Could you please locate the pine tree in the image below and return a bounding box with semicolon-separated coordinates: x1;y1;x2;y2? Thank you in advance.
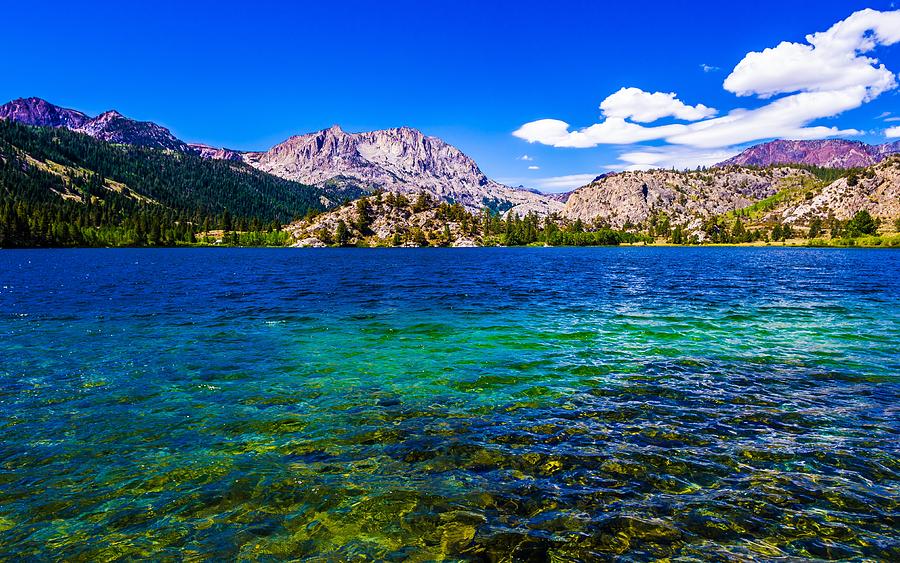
335;220;349;246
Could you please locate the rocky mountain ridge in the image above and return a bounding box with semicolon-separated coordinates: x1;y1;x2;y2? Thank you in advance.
187;143;244;161
0;97;253;161
0;97;90;129
73;110;194;153
243;124;563;214
718;139;900;169
1;98;560;215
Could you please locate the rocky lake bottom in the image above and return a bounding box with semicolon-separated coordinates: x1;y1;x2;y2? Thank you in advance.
0;247;897;560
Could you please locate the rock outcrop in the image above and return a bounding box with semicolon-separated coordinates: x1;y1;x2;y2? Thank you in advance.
286;193;485;247
563;167;810;228
778;157;900;224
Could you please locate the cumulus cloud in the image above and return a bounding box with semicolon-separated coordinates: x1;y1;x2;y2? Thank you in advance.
518;154;533;161
600;87;717;123
527;165;540;170
513;87;715;147
723;9;900;99
514;88;862;150
513;9;899;168
514;117;684;148
886;126;900;138
700;64;720;73
665;88;864;148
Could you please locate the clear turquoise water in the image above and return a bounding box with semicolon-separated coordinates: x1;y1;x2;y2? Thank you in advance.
0;248;898;561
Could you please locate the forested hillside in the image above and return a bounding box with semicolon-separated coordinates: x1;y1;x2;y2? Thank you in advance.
0;121;338;247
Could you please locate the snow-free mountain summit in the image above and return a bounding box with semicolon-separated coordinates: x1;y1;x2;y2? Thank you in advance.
242;124;561;215
0;97;561;216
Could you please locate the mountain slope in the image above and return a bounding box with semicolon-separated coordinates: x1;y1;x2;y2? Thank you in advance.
562;160;900;239
563;167;811;230
0;119;327;224
718;139;900;168
243;125;563;215
0;97;238;158
72;110;194;152
770;157;900;225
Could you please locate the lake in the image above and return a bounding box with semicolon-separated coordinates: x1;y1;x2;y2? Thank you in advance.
0;247;897;560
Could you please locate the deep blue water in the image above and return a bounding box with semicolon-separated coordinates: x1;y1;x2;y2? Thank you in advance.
0;247;898;560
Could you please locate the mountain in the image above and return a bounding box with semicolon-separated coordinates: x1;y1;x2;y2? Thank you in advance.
72;110;195;152
1;98;562;215
718;139;900;168
242;125;563;215
0;97;89;129
0;97;234;158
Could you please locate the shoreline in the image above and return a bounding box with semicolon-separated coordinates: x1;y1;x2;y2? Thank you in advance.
3;241;899;251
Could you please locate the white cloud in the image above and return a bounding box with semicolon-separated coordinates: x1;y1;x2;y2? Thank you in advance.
514;117;684;147
885;116;900;122
518;154;534;161
700;64;720;73
886;126;900;138
609;146;743;171
665;88;864;148
513;87;714;147
514;88;863;150
600;87;717;123
723;9;900;99
513;8;898;166
527;165;540;170
878;111;892;119
502;173;600;193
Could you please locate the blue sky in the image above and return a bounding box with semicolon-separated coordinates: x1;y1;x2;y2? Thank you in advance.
2;1;898;192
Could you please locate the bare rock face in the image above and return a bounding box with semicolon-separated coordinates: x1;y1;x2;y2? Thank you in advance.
187;143;244;161
0;97;89;129
718;139;900;169
563;167;809;228
74;110;193;153
874;141;900;161
243;125;562;214
779;157;900;224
